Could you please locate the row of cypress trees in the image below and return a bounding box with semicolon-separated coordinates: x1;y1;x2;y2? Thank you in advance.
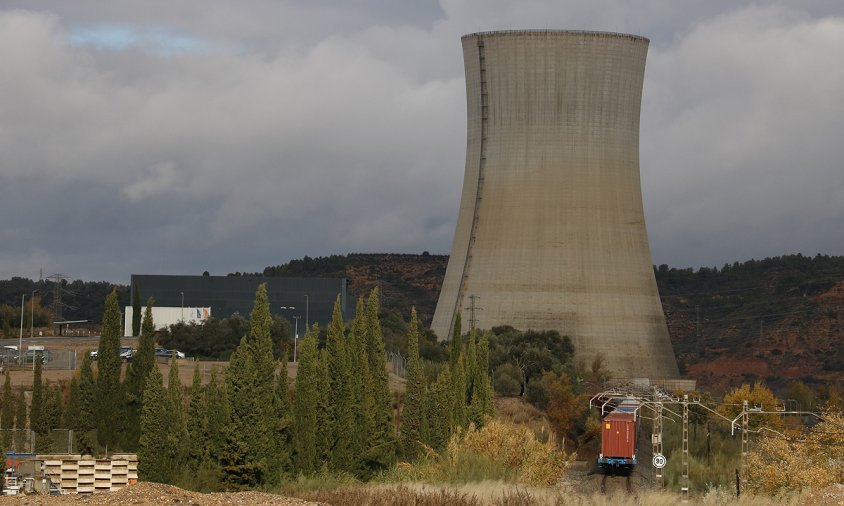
1;283;494;488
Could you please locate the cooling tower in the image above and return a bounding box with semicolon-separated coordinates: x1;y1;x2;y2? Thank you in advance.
431;30;679;379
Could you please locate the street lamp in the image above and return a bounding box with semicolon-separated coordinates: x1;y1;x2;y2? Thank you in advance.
180;291;184;322
292;315;301;362
18;294;25;362
304;294;309;329
280;307;300;362
30;290;38;338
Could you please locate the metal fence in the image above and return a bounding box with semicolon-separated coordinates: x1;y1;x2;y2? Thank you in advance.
386;351;406;379
0;349;78;372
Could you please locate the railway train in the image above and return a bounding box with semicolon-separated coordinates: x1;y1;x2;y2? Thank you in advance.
597;398;641;471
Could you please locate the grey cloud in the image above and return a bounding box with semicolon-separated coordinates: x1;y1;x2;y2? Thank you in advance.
1;2;843;284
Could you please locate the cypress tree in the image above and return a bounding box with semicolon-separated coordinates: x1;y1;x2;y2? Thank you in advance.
76;353;97;454
270;351;292;477
326;296;354;471
400;307;424;461
1;371;13;450
314;347;332;465
205;368;230;465
465;330;478;407
78;354;96;431
291;327;319;475
186;363;209;469
131;284;142;337
138;365;172;483
124;297;156;450
471;331;495;425
450;313;467;430
224;336;262;485
30;354;44;435
347;297;373;474
14;389;27;451
363;288;396;470
247;284;278;477
427;368;452;451
167;356;188;472
96;288;123;449
63;377;81;433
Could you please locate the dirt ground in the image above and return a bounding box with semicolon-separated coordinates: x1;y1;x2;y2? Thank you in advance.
0;482;323;505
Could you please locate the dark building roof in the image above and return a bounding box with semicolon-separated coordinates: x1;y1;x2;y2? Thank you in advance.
130;274;351;326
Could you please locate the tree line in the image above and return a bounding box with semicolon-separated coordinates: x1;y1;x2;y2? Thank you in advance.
0;284;494;490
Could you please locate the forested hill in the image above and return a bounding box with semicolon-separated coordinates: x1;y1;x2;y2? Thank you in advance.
262;252;844;388
2;252;843;389
257;253;448;325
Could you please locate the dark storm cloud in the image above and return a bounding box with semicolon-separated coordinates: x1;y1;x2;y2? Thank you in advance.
1;2;843;282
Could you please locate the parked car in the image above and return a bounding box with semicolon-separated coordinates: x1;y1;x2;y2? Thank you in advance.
90;346;136;361
120;346;136;362
155;348;185;359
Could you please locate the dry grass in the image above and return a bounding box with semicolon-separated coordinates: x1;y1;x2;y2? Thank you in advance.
294;482;806;506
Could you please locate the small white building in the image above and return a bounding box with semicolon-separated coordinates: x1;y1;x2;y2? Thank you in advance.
123;306;211;337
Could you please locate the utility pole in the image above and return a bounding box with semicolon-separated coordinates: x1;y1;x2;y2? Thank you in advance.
653;400;664;488
467;294;481;330
741;400;749;487
681;394;689;502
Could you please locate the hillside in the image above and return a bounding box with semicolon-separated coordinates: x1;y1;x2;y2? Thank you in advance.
3;253;842;389
263;253;844;389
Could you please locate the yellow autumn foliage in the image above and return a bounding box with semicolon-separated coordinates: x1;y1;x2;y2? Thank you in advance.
386;419;572;486
746;411;844;495
447;419;573;486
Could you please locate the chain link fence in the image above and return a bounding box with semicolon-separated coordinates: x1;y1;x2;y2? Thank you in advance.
0;349;78;372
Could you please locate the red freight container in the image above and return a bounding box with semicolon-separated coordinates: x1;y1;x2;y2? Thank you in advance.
601;412;637;460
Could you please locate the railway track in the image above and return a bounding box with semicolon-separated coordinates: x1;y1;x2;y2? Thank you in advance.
600;472;633;495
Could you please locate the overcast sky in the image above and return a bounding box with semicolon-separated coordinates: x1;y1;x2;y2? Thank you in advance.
1;1;843;283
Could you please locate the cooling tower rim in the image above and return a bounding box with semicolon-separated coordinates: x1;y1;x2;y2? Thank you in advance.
461;29;649;43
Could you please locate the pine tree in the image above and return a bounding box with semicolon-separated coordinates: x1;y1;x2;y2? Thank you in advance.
124;297;156;450
138;365;172;483
167;356;188;473
96;288;123;448
14;389;27;451
186;363;209;470
1;371;13;451
400;307;424;460
131;284;142;336
291;327;319;475
42;382;63;442
326;296;354;471
30;354;44;435
363;288;396;470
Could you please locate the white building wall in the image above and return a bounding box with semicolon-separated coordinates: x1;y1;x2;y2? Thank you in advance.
123;306;211;337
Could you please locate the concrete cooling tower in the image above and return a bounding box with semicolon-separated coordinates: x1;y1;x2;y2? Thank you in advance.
431;30;679;379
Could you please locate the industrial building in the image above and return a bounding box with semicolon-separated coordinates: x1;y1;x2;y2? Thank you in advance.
431;30;679;378
127;274;351;336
